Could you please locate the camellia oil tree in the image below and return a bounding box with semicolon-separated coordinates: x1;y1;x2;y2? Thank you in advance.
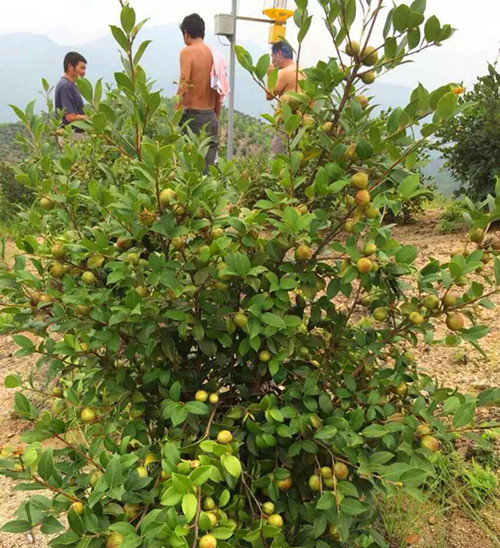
1;1;500;547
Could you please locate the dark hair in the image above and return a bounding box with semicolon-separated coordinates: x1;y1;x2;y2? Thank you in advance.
64;52;87;72
180;13;205;39
272;41;293;60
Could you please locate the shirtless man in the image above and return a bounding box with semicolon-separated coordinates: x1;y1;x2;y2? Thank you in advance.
177;13;221;171
265;41;304;154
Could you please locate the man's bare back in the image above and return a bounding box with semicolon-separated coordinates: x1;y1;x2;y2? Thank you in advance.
270;62;304;98
178;42;218;112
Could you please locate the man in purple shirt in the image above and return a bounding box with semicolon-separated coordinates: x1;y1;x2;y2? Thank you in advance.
55;52;88;134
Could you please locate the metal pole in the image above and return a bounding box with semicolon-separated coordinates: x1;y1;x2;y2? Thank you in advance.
227;0;237;161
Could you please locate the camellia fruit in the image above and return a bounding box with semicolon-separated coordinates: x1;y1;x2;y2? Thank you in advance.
415;424;431;438
333;462;349;480
361;45;378;66
295;244;312;260
409;312;424;325
171;237;185;250
363;243;377;256
267;514;283;528
209;393;219;404
199;534;217;548
233;312;248;328
116;237;133;250
81;271;96;285
138;209;156;227
259;350;271;362
211;227;225;240
71;501;84;515
134;285;149;298
50;262;65;278
51;244;67;259
124;503;141;520
351;172;369;189
90;470;103;487
40;197;55;211
373;307;388;321
355;189;371;205
205;512;218;527
469;228;484;243
356;258;372;273
344;220;355;233
126;252;139;265
136;466;148;478
420;435;440;452
262;502;275;515
195;390;208;402
446;313;465;331
423;295;440;310
276;476;292;491
345;40;360;56
360;70;376;84
355;95;369;109
159;188;177;206
216;430;233;444
442;293;457;308
308;474;321;491
106;532;124;548
80;407;96;423
201;497;216;511
394;382;408;396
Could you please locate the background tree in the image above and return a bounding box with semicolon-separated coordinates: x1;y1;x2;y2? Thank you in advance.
436;62;500;199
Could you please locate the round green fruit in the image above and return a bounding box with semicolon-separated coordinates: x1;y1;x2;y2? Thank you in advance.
81;271;96;285
295;244;312;261
420;435;440;452
90;470;103;487
202;497;216;511
373;307;389;321
106;532;124;548
80;407;96;423
356;258;372;273
361;45;378;66
262;502;275;515
351;172;369;189
40;197;55;211
195;390;208;402
363;243;377;256
72;502;84;515
159;188;177;206
124;503;141;520
209;393;219;405
216;430;233;444
355;189;371;205
259;350;271;363
333;462;349;480
360;70;376;84
199;534;217;548
446;313;465;331
423;295;440;310
233;312;248;328
276;476;292;491
267;514;283;528
50;262;65;278
409;312;424;325
308;474;321;491
51;244;67;260
345;40;360;57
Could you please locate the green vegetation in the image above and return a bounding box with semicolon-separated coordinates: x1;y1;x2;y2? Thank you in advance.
0;2;499;548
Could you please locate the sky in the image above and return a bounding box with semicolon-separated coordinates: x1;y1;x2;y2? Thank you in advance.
0;0;499;90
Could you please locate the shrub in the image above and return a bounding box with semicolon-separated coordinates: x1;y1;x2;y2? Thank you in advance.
1;2;500;548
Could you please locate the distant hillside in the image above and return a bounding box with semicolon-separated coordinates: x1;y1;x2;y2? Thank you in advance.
0;123;24;163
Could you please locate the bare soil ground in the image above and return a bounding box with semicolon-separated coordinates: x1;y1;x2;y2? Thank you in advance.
0;210;499;547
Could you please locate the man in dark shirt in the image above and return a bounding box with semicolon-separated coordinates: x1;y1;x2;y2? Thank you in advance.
55;52;88;133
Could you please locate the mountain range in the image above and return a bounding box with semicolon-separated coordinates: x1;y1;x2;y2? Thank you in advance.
0;25;415;122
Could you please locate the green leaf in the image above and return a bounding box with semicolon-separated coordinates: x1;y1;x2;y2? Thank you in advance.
453;401;476;428
189;466;214;486
185;401;210;416
37;448;53;481
255;54;270;81
434;91;457;122
120;5;136;34
361;424;388;438
392;4;410;32
395;245;418;264
340;497;367;516
110;25;129;52
314;425;338;439
261;313;287;330
494;257;500;285
424;15;441;42
221;454;242;478
316;492;335;510
1;520;32;533
4;374;21;388
92;113;107;133
40;516;65;534
105;455;123;488
182;493;197;523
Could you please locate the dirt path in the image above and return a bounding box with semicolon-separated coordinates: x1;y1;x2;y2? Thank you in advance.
0;211;498;547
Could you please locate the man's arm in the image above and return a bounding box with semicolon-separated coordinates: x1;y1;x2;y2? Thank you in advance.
265;69;287;101
65;113;87;123
176;48;192;109
59;87;87;124
214;93;222;118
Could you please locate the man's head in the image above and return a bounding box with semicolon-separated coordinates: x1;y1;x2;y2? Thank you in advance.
180;13;205;44
271;41;294;68
63;52;87;78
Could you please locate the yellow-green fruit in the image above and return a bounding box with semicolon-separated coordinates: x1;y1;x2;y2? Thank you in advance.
126;252;139;265
159;188;177;206
209;393;219;405
323;476;335;488
395;382;408;396
50;262;65;278
446;313;465;331
76;304;90;315
171;237;185;250
345;40;361;57
81;271;96;285
329;525;340;539
344;220;355;233
106;532;124;548
302;115;314;128
90;470;103;487
415;424;431;438
233;312;248;328
351;172;369;189
360;70;376;84
80;407;96;423
345;143;359;161
366;207;379;219
124;503;141;520
51;244;67;259
333;462;349;480
211;227;225;240
195;390;208;402
199;534;217;548
361;45;379;66
442;293;457;308
138;209;156;227
259;350;271;363
363;243;377;256
322;121;334;134
355;95;369;109
267;514;283;528
373;307;388;321
136;466;148;478
217;430;233;444
320;466;333;479
423;295;440;310
214;281;228;291
420;435;440;452
72;501;84;515
205;512;218;527
276;476;292;491
356;258;372;273
145;452;159;466
295;244;312;260
116;237;133;250
469;228;484;243
409;312;424;325
262;502;275;515
355;189;371;205
40;197;55;211
202;497;216;511
308;474;321;491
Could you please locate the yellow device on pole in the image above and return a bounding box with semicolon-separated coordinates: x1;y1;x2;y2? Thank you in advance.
262;1;294;43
